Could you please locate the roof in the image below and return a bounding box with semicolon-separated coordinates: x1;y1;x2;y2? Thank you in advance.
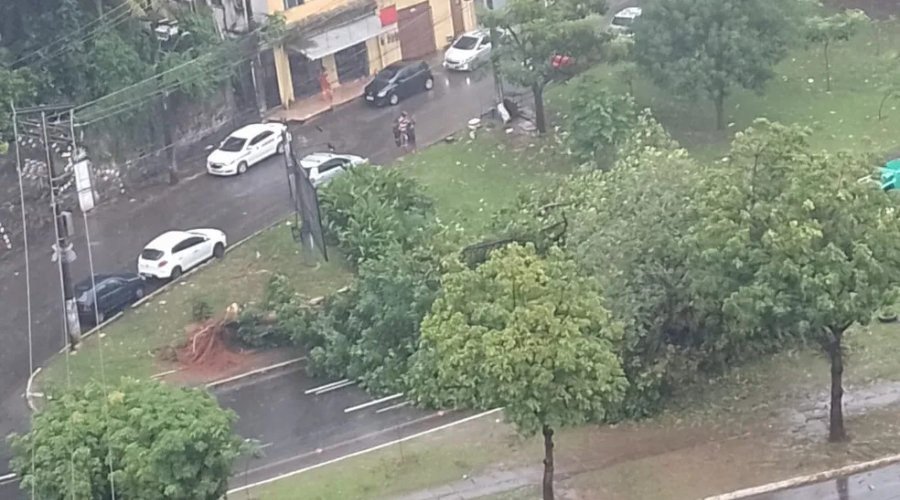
300;153;338;167
460;29;489;38
145;230;191;250
886;159;900;171
228;123;279;139
614;7;642;18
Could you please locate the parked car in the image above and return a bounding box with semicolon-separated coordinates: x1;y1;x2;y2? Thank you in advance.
609;7;642;35
75;273;146;325
206;122;287;176
299;152;367;186
138;229;227;280
444;30;492;71
364;61;434;106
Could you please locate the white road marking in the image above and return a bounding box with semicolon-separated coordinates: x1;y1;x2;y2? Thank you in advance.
304;379;350;395
313;380;355;395
205;356;306;389
226;408;502;495
375;400;412;414
0;473;17;485
343;393;404;414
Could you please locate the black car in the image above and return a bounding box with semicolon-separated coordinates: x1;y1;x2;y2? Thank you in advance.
364;61;434;106
75;273;146;325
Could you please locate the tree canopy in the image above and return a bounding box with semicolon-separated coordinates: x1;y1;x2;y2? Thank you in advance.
633;0;798;129
409;244;627;499
482;0;608;133
9;378;244;500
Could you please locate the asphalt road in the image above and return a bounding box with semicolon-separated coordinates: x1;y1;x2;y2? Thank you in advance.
220;364;469;490
0;63;496;491
747;464;900;500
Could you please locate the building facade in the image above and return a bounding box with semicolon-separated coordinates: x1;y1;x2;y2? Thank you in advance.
264;0;478;108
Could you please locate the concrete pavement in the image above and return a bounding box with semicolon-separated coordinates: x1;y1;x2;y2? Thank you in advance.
0;63;497;491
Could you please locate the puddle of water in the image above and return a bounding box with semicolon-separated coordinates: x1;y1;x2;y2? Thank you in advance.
779;381;900;440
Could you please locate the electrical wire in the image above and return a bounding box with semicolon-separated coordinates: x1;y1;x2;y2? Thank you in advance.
11;103;36;500
77;7;456;127
10;3;135;69
70;109;119;500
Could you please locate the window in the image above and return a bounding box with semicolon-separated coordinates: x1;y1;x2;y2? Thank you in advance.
141;249;164;260
283;0;304;9
318;160;343;173
249;131;272;146
173;237;203;253
219;136;246;152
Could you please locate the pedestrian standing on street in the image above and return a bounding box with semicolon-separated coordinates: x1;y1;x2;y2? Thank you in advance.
319;69;333;109
405;113;417;152
393;116;403;148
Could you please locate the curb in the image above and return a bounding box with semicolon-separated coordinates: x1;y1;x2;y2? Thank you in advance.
205;356;306;390
703;453;900;500
25;367;42;412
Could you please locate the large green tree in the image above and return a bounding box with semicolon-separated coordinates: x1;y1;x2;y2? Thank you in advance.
482;0;608;133
409;244;627;500
633;0;797;130
9;378;245;499
692;120;900;441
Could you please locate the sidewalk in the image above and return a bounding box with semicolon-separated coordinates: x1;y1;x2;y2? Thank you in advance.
394;467;541;500
267;78;367;124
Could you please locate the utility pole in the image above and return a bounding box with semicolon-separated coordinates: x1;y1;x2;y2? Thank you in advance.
12;104;82;351
486;0;505;104
244;0;268;115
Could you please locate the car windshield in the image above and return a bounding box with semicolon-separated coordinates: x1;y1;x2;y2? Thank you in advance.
375;67;400;81
453;36;479;50
612;16;634;27
141;249;164;260
219;136;246;152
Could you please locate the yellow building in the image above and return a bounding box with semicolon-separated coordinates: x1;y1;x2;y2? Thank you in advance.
264;0;478;109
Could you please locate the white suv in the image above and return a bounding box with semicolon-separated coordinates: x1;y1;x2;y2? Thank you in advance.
610;7;642;35
138;229;227;280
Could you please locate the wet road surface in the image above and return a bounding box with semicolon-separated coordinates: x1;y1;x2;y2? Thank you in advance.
748;464;900;500
0;63;496;493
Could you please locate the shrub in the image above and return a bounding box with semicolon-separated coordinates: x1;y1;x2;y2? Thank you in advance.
318;167;434;266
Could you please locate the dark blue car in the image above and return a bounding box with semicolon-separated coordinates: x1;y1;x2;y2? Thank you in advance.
75;273;146;325
364;61;434;107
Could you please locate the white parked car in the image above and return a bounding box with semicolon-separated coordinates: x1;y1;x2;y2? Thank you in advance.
138;229;227;280
206;122;287;176
443;30;492;72
609;7;642;35
299;152;367;187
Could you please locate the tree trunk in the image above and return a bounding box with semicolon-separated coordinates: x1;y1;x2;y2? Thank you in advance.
713;93;725;131
825;331;847;442
533;84;547;134
824;41;832;92
542;425;555;500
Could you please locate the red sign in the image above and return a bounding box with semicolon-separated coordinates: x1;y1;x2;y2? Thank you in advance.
380;6;397;26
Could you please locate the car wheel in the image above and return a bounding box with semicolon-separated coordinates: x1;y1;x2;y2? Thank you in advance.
389;94;399;106
424;77;434;90
135;286;144;300
237;162;248;175
276;141;285;154
213;243;225;259
170;266;183;280
96;311;105;324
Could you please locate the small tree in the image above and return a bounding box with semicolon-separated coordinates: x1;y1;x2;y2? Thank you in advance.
804;10;869;91
562;79;638;168
9;378;244;499
482;0;608;133
409;244;627;500
633;0;796;130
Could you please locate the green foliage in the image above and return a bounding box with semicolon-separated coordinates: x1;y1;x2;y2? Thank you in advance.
0;66;36;145
9;378;244;500
319;167;434;266
482;0;609;132
804;9;869;91
191;298;213;322
633;0;797;129
562;80;638;167
299;244;443;394
409;244;628;435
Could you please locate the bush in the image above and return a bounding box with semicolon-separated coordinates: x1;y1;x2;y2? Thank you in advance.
318;167;434;266
191;299;213;322
562;79;638;169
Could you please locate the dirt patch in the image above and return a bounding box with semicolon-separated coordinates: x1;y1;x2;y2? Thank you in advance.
779;381;900;441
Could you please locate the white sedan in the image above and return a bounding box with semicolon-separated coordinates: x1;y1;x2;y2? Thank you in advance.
206;122;287;176
299;152;368;186
443;30;492;72
138;229;227;280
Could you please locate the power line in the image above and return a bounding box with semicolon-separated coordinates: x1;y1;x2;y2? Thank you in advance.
10;3;135;69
